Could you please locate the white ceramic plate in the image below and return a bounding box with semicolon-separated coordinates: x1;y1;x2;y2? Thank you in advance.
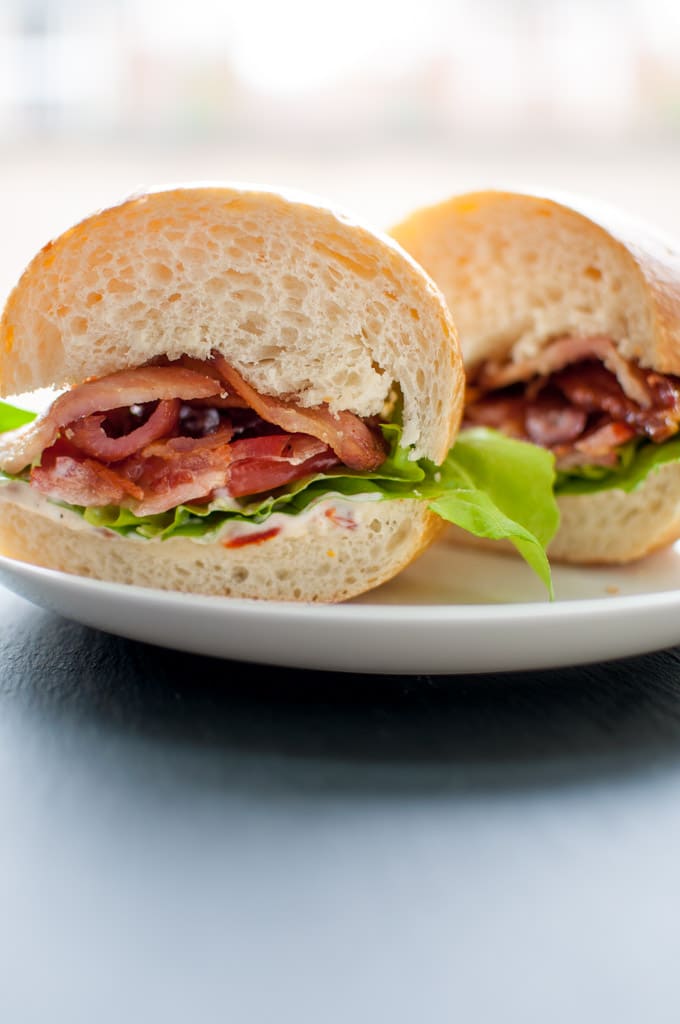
1;539;680;675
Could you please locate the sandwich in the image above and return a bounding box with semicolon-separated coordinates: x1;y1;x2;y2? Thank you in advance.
0;183;558;601
390;188;680;564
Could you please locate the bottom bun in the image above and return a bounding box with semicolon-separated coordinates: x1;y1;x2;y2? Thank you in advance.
548;460;680;565
444;460;680;566
0;496;443;602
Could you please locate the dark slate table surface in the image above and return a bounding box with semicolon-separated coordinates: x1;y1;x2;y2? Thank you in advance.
1;582;679;1023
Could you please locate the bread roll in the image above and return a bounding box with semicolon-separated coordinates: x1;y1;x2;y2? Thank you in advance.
0;488;442;603
0;183;463;600
390;188;680;564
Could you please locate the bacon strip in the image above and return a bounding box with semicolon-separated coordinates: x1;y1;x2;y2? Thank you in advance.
124;434;338;512
575;421;636;459
141;423;234;458
119;445;234;516
228;449;340;498
211;354;386;471
0;366;223;474
31;443;143;506
524;394;587;447
228;434;330;464
2;353;387;515
477;335;653;408
465;334;680;470
463;393;526;437
554;362;680;442
66;399;181;461
554;422;636;469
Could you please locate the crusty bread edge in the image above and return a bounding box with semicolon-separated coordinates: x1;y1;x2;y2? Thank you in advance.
390;186;680;377
443;459;680;566
0;492;445;602
392;187;680;563
0;181;463;464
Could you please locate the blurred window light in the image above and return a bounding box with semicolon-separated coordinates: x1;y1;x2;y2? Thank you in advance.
219;0;444;96
0;0;679;149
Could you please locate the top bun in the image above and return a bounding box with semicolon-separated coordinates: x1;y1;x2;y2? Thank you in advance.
390;188;680;380
1;182;462;463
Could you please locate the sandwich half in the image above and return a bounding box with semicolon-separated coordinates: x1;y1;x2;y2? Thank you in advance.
391;188;680;564
0;183;558;600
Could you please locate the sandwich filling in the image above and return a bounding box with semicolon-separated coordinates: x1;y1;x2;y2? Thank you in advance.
463;334;680;491
0;353;386;516
0;351;562;595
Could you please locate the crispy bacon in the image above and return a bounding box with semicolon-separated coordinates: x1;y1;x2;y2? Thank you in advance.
463;392;527;437
186;394;249;409
554;422;636;469
0;366;223;474
229;434;330;464
211;353;386;471
228;449;340;498
575;421;636;458
477;335;654;407
31;440;144;506
141;423;235;458
554;361;680;442
123;434;337;512
524;393;587;447
2;353;386;515
466;336;680;470
121;445;234;516
225;434;339;497
65;399;181;461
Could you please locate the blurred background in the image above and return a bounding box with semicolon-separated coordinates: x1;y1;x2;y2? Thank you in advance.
1;0;680;301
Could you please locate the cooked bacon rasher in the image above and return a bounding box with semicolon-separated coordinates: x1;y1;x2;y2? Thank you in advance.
465;336;680;469
0;365;222;474
0;356;388;515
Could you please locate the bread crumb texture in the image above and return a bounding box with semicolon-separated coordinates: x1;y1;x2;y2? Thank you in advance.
390;190;671;374
0;498;443;601
548;460;680;564
0;185;461;462
442;459;680;565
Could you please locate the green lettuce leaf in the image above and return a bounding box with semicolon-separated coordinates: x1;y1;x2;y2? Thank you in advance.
555;435;680;496
0;400;559;595
0;398;36;431
422;428;559;595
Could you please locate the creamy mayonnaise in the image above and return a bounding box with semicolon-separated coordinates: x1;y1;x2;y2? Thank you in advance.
0;476;384;545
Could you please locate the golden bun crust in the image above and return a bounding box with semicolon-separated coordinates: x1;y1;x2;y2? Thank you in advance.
547;461;680;564
1;182;463;463
390;187;680;564
445;459;680;566
390;187;680;378
0;495;444;602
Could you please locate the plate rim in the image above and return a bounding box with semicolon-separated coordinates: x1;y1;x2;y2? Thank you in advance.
3;550;680;674
2;550;680;624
